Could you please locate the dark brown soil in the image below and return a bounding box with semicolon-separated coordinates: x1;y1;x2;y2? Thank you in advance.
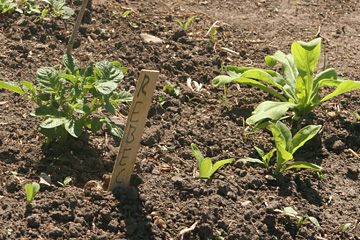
1;0;360;239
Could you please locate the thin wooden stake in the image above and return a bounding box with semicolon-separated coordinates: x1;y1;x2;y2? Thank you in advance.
66;0;89;55
108;70;159;191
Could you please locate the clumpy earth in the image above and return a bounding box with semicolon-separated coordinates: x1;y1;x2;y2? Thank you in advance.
1;0;360;239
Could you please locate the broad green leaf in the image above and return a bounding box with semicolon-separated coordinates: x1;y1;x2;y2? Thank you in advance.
291;125;321;153
32;183;40;196
313;68;337;87
63;54;78;75
20;81;35;93
240;157;265;165
38;126;63;138
40;117;66;129
320;80;360;103
25;184;34;204
254;146;265;158
247;101;297;125
275;145;293;173
52;0;65;11
90;117;102;132
241;69;286;90
104;116;123;138
61;6;74;19
95;81;118;95
0;81;25;95
95;61;124;83
233;77;287;102
200;157;212;181
275;121;292;151
263;149;276;163
281;161;322;173
209;158;233;178
73;103;90;114
308;217;320;227
112;91;133;102
64;117;82;138
226;65;279;78
36;67;61;91
104;96;116;114
265;51;297;90
283;207;297;216
212;75;233;87
111;61;128;73
269;123;287;149
191;143;204;168
31;106;64;117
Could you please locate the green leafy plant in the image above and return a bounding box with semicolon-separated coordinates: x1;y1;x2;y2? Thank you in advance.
213;38;360;126
241;121;322;174
0;0;22;15
0;54;133;145
275;207;320;228
206;21;222;44
23;0;44;15
25;182;40;204
41;0;73;19
163;81;180;97
57;176;72;187
340;222;352;234
354;111;360;120
316;171;328;180
175;16;195;31
191;143;233;182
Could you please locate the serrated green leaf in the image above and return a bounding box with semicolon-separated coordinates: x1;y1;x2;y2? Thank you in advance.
63;54;78;75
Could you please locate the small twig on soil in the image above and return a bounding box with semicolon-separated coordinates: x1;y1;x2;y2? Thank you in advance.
178;221;198;240
348;148;360;159
66;0;89;55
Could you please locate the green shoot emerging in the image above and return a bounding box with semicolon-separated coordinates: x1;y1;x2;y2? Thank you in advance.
275;207;320;228
175;16;196;31
241;121;322;174
57;176;72;187
191;143;233;182
25;182;40;204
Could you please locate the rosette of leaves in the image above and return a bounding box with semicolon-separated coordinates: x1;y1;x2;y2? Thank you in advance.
0;54;133;145
213;38;360;126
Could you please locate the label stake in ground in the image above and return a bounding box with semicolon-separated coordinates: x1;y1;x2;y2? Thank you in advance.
108;70;159;191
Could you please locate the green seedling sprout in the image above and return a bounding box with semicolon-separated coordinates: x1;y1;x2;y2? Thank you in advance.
213;38;360;126
57;176;72;187
241;121;322;174
0;55;133;145
175;16;196;31
354;111;360;120
316;171;328;180
275;207;320;228
25;182;40;204
340;222;352;234
191;143;233;182
163;81;180;97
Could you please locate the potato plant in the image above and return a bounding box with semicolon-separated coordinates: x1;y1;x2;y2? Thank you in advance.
0;54;133;145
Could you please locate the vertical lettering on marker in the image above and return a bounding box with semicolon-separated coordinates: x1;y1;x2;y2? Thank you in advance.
130;101;142;123
137;74;149;97
125;125;136;143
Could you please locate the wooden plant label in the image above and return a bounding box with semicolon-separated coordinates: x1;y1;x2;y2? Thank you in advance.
108;70;159;191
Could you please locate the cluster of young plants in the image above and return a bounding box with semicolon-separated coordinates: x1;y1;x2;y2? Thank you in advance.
0;0;73;20
0;54;132;145
275;207;320;228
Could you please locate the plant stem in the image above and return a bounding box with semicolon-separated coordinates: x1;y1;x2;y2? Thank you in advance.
66;0;89;55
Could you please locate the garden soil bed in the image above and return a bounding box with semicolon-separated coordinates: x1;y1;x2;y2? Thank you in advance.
1;0;360;239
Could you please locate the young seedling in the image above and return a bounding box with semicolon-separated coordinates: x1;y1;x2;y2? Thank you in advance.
163;81;180;97
206;21;222;44
175;16;196;31
25;182;40;204
241;121;322;174
339;222;352;234
0;55;133;145
275;207;320;228
354;111;360;120
0;0;23;15
57;176;72;187
191;143;233;182
316;171;328;180
213;38;360;126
